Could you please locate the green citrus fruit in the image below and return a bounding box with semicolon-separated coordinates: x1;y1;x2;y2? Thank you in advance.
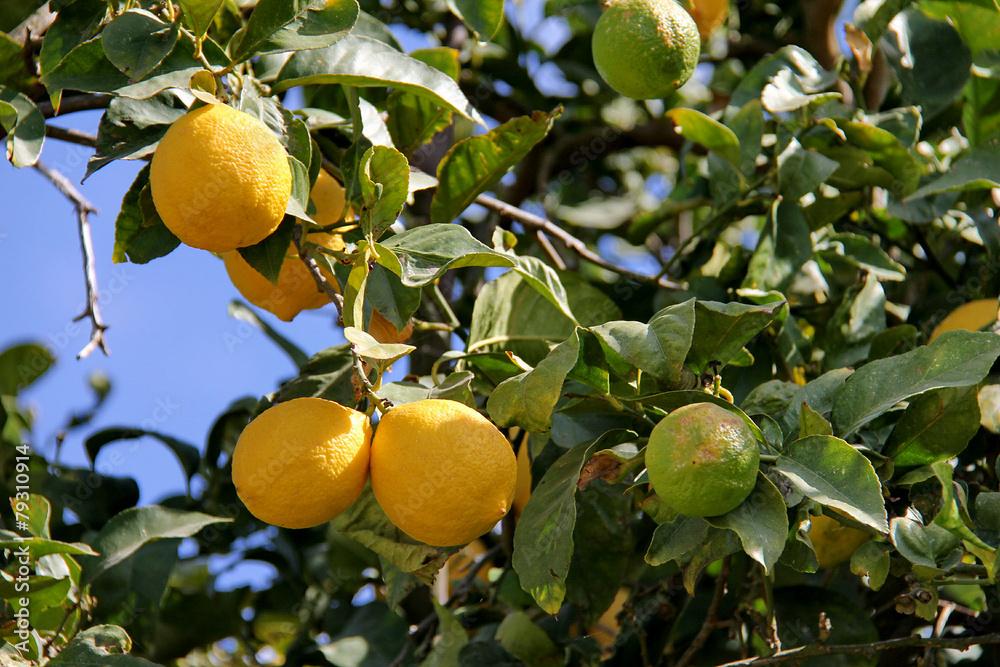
592;0;701;100
645;402;759;517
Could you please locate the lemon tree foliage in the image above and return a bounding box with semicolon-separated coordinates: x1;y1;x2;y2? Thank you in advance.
6;0;1000;665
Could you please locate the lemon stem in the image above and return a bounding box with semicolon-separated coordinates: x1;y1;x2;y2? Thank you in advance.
429;283;461;331
352;348;390;415
465;334;563;354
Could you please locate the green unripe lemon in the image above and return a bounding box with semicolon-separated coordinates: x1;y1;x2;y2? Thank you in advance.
592;0;701;99
645;402;759;517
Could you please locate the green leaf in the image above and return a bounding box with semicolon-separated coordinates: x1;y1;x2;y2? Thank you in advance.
377;224;514;286
360;145;409;239
275;35;484;125
774;436;888;532
40;37;129;93
101;9;178;81
0;537;97;560
645;515;709;566
762;68;841;113
890;517;939;568
274;343;355;404
86;92;186;178
884;386;981;466
0;86;44;167
590;299;696;385
0;343;53;395
687;299;784;375
178;0;224;44
112;165;181;264
727;46;836;119
331;486;452;583
921;0;1000;56
512;431;632;613
249;0;358;56
854;0;915;46
742;200;812;293
38;0;106;78
927;462;995;563
232;0;319;61
46;625;159;666
831;330;1000;437
430;109;559;223
823;272;886;370
850;540;889;590
777;138;839;200
84;427;200;482
80;506;231;585
236;215;295;285
780;368;852;440
908;131;1000;199
487;330;582;432
446;0;504;41
799;403;833;437
227;301;309;369
0;33;32;92
706;473;788;573
386;48;459;154
468;269;621;366
814;232;906;281
421;601;469;667
513;255;579;325
832;119;922;196
365;262;421;331
344;326;415;364
666;108;741;171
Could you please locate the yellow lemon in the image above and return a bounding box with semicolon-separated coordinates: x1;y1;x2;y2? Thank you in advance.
929;298;999;341
370;399;517;546
512;441;532;520
808;513;870;569
683;0;729;41
223;170;352;322
150;103;291;252
232;397;372;529
645;402;759;517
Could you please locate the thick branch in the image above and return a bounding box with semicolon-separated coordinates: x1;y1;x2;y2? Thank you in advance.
35;94;112;118
474;193;683;290
33;160;108;358
716;633;1000;667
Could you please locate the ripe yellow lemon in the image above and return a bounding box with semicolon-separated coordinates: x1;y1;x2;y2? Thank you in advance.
929;298;999;342
645;402;759;517
808;512;870;569
223;170;352;322
232;397;372;529
150;104;292;252
592;0;701;100
370;399;517;546
683;0;729;41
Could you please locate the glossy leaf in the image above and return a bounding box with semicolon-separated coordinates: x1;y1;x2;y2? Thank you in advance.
101;9;178;81
687;299;784;375
344;326;414;364
890;517;938;568
178;0;224;44
422;601;469;666
706;473;788;573
80;506;230;585
774;435;888;532
831;330;1000;437
909;131;1000;199
274;343;355;404
112;166;180;264
666;107;741;170
645;515;709;566
359;144;409;239
850;541;890;590
86;92;186;178
275;35;483;124
512;431;631;613
885;386;981;466
232;0;325;61
46;625;158;666
777;138;839;200
815;233;906;281
430;109;559;223
377;224;514;286
236;215;295;285
0;537;96;560
0;87;44;167
742;200;812;293
249;0;358;57
446;0;504;40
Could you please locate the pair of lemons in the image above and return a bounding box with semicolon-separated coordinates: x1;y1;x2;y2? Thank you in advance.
231;397;518;547
151;103;350;322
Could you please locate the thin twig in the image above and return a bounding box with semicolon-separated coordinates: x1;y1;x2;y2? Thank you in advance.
292;223;344;318
474;193;683;290
535;230;567;270
716;633;1000;667
45;125;98;148
33;161;108;358
673;557;731;667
